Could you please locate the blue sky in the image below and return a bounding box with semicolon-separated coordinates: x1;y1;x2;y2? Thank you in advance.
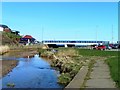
2;2;118;42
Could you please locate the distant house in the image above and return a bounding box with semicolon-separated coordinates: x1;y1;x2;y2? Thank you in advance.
0;24;20;35
11;30;20;35
0;25;9;29
0;24;11;32
3;28;11;32
19;35;36;45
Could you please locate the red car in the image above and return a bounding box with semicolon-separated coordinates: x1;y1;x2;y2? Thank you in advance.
95;45;106;50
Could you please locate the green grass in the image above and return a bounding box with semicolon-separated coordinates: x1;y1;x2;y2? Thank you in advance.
107;56;120;87
2;32;22;45
76;49;118;57
3;32;22;39
7;83;15;88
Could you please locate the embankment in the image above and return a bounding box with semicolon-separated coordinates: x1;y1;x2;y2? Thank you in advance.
0;45;10;55
0;60;18;78
1;49;39;78
39;48;91;86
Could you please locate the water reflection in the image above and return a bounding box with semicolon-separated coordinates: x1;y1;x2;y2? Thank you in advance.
2;55;63;88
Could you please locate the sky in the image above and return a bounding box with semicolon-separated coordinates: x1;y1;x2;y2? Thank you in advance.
1;0;119;2
2;2;118;42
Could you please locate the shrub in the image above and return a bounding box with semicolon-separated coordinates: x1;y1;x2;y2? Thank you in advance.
58;73;71;86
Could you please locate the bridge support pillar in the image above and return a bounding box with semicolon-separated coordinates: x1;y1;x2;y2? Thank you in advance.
65;44;68;48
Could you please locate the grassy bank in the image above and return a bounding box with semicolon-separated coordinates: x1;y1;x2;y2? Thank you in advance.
77;49;119;87
39;48;119;87
39;48;86;86
39;48;104;86
107;56;119;87
1;32;21;45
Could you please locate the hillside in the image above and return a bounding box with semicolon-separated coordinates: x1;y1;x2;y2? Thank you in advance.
0;31;22;45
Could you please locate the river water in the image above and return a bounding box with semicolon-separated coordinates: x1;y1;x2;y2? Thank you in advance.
1;54;63;89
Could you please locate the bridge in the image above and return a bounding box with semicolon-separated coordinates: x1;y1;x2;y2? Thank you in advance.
42;40;109;48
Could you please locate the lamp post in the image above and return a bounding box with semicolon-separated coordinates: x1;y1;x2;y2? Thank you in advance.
96;25;98;45
42;26;44;43
112;25;114;44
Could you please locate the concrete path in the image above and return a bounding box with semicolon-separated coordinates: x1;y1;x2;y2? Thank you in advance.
85;59;116;88
65;66;88;89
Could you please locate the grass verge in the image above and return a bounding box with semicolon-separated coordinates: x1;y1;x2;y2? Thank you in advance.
76;49;118;57
106;56;119;87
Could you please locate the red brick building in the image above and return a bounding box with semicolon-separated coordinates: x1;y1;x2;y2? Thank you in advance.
3;28;11;32
19;35;36;45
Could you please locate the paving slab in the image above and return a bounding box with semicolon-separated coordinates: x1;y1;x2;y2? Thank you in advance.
85;59;116;88
90;71;111;79
86;79;115;88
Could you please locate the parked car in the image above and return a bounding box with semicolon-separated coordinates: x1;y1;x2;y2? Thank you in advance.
112;44;119;49
109;44;119;49
118;44;120;49
91;45;97;49
106;46;112;50
95;45;106;50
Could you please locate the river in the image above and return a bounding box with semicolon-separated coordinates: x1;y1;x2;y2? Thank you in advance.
1;54;63;89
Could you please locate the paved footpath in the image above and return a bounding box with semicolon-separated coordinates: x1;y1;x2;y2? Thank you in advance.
85;59;116;88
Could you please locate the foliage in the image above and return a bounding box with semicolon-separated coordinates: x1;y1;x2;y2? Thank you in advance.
7;83;15;88
2;32;22;45
58;73;72;86
3;32;22;40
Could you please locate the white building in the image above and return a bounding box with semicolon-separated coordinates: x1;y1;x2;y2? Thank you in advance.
0;27;3;31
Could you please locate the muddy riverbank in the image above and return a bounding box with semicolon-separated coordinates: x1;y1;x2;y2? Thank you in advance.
3;49;39;58
0;60;18;78
1;49;39;78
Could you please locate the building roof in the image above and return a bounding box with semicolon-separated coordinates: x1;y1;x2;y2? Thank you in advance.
0;24;9;29
23;35;33;39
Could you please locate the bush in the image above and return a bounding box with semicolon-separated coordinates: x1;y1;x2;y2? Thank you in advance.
58;73;72;86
